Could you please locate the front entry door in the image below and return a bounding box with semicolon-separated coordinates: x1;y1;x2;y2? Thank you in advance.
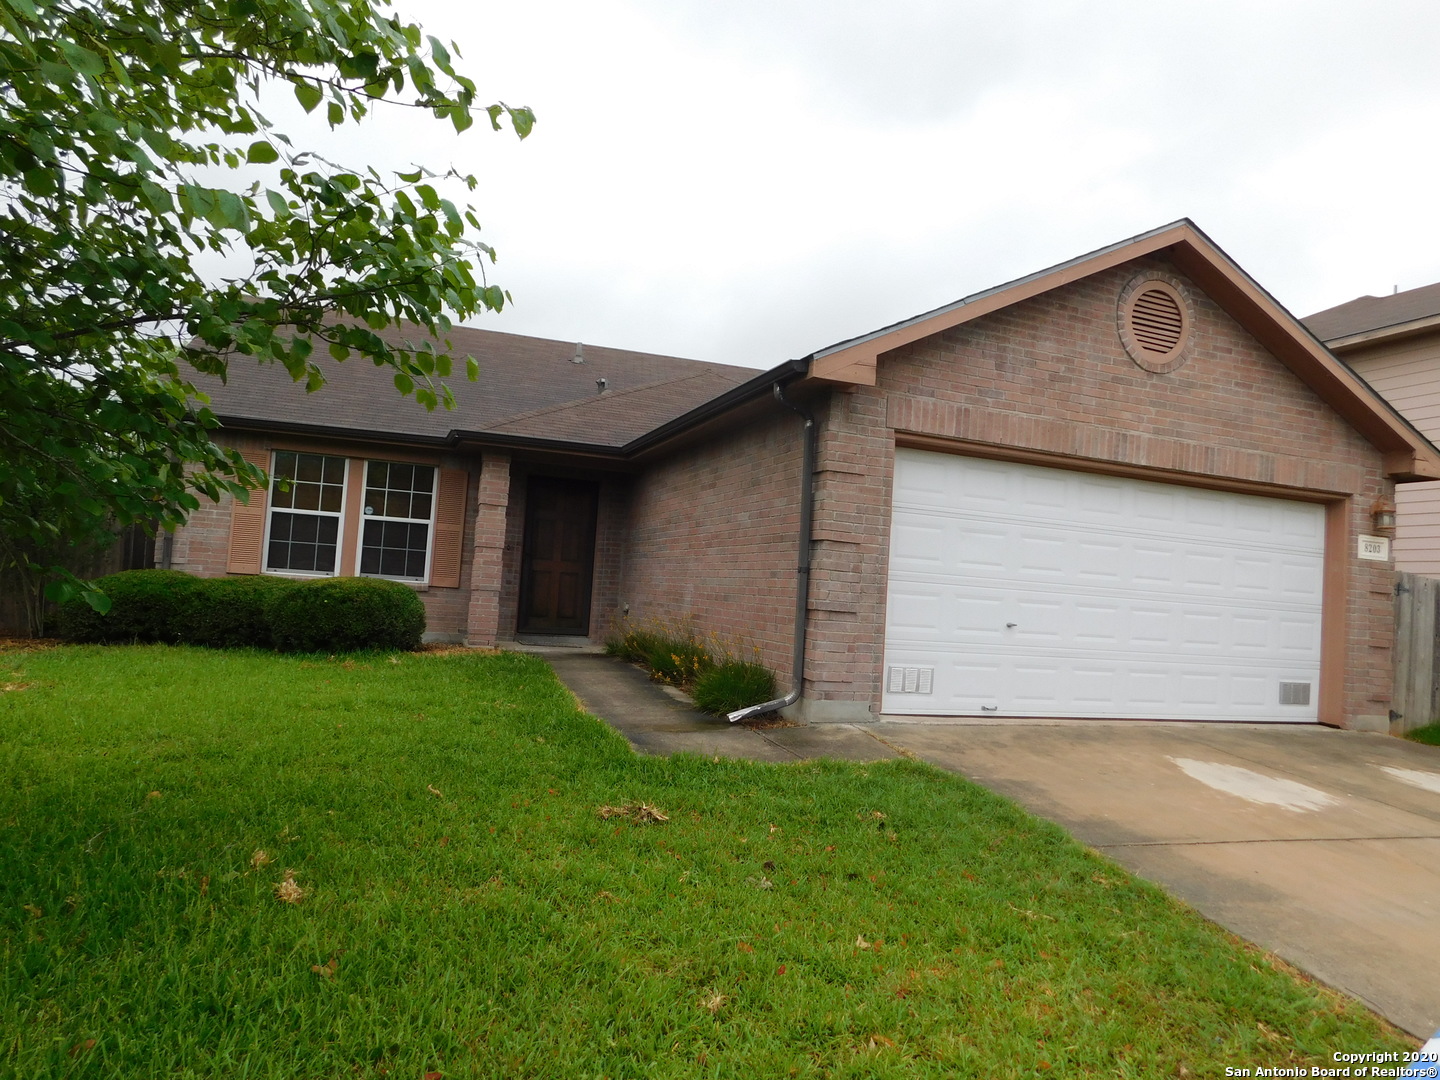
517;477;599;635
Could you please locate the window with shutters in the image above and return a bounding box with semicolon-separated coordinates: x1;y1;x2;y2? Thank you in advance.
359;460;436;581
265;451;347;574
253;452;463;585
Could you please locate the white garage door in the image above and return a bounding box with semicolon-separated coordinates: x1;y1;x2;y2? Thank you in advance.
882;449;1325;721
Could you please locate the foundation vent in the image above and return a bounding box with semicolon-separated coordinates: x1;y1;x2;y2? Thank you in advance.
1279;681;1312;706
887;666;934;694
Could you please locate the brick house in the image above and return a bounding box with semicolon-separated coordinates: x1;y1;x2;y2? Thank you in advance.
171;220;1440;731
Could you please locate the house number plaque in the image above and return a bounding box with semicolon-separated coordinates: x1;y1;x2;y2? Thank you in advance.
1357;534;1390;561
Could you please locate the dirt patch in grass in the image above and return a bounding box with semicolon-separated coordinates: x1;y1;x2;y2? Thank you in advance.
0;636;62;653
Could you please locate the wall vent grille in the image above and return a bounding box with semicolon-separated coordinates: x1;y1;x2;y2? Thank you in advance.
1279;681;1312;706
887;666;934;694
1131;288;1184;353
1118;273;1193;373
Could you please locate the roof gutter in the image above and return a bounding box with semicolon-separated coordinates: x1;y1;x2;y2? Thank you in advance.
728;381;816;723
621;356;809;457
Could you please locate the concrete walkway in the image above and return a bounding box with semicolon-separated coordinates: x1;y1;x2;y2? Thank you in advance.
543;651;898;763
538;650;1440;1039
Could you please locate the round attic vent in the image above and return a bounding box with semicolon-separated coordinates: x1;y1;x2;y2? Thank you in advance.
1118;273;1193;373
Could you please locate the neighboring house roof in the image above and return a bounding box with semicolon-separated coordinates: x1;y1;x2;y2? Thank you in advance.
1302;282;1440;347
805;219;1440;481
193;324;760;450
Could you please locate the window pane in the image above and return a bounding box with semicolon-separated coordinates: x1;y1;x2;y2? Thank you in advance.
293;480;321;511
273;452;298;480
271;452;344;514
270;452;297;508
363;461;436;523
267;512;338;573
361;519;429;580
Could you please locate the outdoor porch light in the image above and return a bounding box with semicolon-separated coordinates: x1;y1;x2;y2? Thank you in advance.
1371;497;1397;534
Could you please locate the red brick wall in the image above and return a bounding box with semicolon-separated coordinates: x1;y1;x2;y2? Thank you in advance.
802;254;1394;728
619;410;804;683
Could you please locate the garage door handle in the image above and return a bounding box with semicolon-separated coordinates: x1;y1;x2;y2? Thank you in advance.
1005;623;1017;628
981;705;999;712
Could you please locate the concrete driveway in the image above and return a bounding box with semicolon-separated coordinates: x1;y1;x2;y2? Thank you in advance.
878;720;1440;1040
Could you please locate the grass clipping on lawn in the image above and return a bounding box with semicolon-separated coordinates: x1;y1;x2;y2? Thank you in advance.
0;645;1410;1078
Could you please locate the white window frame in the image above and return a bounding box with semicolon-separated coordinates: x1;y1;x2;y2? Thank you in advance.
354;459;438;584
262;451;350;578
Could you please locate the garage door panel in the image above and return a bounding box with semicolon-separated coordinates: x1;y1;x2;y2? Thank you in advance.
884;642;1320;719
885;580;1322;661
885;589;944;634
890;516;1319;603
883;450;1325;721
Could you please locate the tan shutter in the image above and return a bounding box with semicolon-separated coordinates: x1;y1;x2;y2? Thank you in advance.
226;448;271;575
429;467;468;588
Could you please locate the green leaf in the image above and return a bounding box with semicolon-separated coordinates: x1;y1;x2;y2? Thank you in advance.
246;140;279;164
327;101;344;127
58;40;106;76
427;36;452;71
393;370;414;395
293;80;323;114
509;106;535;139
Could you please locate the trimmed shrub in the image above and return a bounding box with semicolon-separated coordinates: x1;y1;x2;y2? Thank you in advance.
692;661;777;715
266;577;425;653
56;570;201;643
179;575;294;649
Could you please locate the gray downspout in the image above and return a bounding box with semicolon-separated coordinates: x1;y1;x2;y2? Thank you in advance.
728;383;815;722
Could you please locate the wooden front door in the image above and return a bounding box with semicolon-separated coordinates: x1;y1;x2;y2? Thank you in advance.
517;477;599;634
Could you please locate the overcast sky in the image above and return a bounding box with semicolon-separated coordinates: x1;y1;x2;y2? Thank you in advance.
262;0;1440;369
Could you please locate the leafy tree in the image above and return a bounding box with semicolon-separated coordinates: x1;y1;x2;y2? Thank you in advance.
0;0;533;627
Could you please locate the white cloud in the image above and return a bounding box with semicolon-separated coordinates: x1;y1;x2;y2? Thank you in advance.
200;0;1440;365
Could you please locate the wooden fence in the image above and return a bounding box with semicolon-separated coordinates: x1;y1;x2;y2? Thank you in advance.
1392;571;1440;735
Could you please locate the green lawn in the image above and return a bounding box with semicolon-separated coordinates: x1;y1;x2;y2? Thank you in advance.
1406;723;1440;747
0;645;1408;1078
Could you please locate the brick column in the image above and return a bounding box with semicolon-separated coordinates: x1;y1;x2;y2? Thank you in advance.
464;451;511;647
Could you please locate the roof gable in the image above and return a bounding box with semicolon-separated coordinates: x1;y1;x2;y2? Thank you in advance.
807;220;1440;481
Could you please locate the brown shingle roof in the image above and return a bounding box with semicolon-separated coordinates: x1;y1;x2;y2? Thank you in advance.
191;324;759;449
1302;282;1440;343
